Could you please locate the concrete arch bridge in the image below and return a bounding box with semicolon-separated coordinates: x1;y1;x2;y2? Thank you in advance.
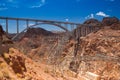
0;16;80;40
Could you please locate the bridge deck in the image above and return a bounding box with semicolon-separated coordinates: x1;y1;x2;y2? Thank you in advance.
0;16;80;25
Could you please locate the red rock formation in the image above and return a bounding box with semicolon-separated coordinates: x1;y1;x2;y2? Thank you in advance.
70;28;120;79
102;17;119;26
0;25;13;54
84;19;102;26
0;25;5;42
24;27;54;38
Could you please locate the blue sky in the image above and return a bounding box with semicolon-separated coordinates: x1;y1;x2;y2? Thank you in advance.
0;0;120;32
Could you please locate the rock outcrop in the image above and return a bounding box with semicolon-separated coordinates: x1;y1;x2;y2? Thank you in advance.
84;19;102;26
0;25;13;55
70;28;120;79
0;25;5;42
102;17;119;26
101;17;120;30
0;25;12;44
3;48;26;75
24;27;54;38
2;17;120;80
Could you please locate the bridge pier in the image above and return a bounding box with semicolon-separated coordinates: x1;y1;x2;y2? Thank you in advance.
71;24;74;31
6;18;8;33
64;24;68;30
26;20;29;28
17;19;19;34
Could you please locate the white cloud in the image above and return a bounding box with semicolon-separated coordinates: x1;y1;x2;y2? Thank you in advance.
31;0;46;8
31;4;43;8
0;0;46;9
65;18;69;22
0;3;8;10
85;13;94;19
91;14;94;18
41;0;45;3
96;11;109;17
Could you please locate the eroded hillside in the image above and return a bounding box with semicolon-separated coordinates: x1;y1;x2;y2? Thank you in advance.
0;17;120;80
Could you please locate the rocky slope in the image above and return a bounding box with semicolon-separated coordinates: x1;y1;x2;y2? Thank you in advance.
0;47;83;80
0;25;78;80
23;27;55;38
0;25;12;44
1;17;120;80
0;25;13;55
14;17;120;80
70;17;120;80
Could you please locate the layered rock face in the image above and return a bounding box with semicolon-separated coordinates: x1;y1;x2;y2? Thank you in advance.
0;48;52;80
0;25;5;42
102;17;119;26
101;17;120;30
0;25;13;43
15;17;120;80
1;17;120;79
70;28;120;79
84;19;102;26
24;27;54;38
0;25;13;54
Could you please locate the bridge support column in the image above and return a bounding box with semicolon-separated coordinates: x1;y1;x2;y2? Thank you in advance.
6;18;8;33
17;19;19;34
64;24;68;31
35;20;39;25
26;20;29;28
71;24;74;31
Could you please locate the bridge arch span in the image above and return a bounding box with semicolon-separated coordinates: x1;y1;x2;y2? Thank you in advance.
29;22;68;32
12;22;68;40
0;16;80;40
